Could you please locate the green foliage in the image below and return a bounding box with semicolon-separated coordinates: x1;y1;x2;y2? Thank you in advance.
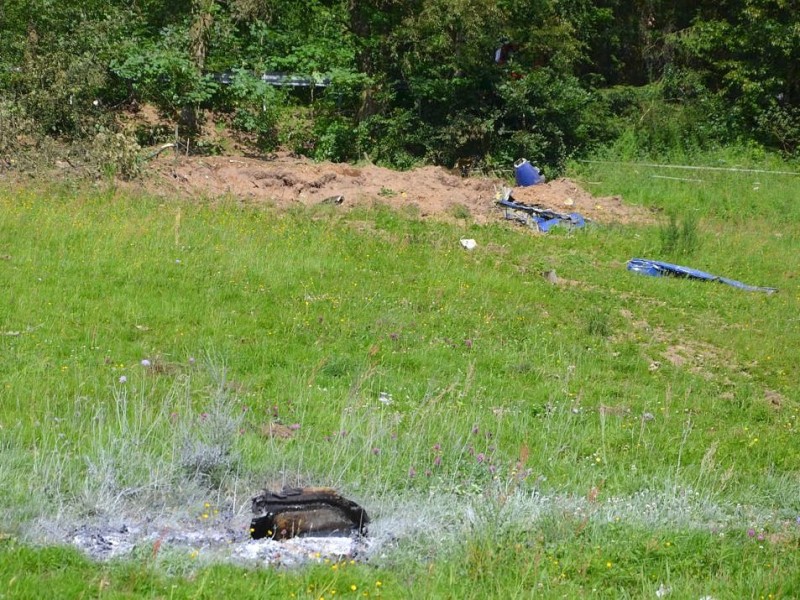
599;80;735;160
495;68;606;170
1;0;799;170
659;212;701;259
89;130;142;180
224;70;283;151
671;0;800;156
111;36;218;116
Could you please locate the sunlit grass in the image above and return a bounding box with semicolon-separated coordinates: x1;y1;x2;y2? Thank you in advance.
1;156;799;597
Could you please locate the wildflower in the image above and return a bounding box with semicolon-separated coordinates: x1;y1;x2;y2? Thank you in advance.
118;375;127;383
372;447;381;456
289;423;301;430
408;467;416;478
606;561;612;568
188;356;196;365
476;453;485;463
141;359;151;367
433;443;441;451
376;581;382;587
748;529;756;537
351;585;357;591
471;424;479;435
433;455;442;467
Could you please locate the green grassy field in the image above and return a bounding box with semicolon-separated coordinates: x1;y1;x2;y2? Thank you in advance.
1;154;799;598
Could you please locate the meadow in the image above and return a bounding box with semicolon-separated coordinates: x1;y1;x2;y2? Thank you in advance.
1;153;799;598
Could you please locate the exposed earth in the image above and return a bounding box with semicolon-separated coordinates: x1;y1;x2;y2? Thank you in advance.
141;151;655;227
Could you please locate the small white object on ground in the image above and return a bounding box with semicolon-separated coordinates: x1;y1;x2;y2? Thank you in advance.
460;239;477;250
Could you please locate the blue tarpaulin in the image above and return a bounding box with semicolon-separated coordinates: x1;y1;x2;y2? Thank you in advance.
627;258;777;293
498;197;586;233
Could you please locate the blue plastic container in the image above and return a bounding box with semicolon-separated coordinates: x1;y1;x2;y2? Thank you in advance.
514;158;542;186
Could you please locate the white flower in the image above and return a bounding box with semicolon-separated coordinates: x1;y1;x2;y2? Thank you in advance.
141;359;151;367
118;375;127;383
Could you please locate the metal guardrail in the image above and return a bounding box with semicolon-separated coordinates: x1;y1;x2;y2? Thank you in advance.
214;71;331;88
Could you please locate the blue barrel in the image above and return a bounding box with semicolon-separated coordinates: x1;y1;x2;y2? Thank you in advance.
514;158;542;186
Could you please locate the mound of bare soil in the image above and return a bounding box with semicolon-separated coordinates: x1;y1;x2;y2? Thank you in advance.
142;152;654;226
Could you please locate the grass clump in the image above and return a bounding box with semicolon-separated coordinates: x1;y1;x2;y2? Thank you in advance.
660;211;701;259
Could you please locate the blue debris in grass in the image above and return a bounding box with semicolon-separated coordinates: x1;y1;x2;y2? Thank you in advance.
497;196;587;233
627;258;777;294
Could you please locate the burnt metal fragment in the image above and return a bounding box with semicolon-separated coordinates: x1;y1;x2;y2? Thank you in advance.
250;487;369;540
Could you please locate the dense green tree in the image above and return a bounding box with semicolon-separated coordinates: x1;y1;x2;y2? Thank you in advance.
675;0;800;151
1;0;798;168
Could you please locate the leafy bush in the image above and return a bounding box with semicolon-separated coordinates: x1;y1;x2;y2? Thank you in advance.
89;130;142;180
111;41;218;119
224;70;283;151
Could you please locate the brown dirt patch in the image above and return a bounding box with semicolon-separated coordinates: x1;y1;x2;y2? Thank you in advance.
139;152;653;226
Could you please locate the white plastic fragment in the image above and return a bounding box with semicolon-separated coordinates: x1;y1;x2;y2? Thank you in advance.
460;239;477;250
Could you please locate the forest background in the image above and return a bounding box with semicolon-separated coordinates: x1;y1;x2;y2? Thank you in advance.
1;0;799;174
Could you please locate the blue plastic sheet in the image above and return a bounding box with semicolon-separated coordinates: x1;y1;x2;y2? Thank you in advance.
498;198;586;233
627;258;777;293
